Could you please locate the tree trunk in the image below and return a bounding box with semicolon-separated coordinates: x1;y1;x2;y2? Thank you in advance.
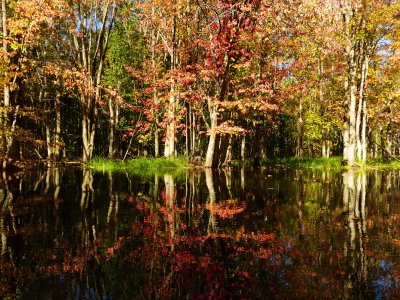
55;90;62;161
296;99;303;158
205;106;218;168
164;90;176;157
164;18;177;158
1;0;10;169
224;136;232;166
347;63;358;166
108;85;119;159
108;99;116;159
241;136;246;161
151;23;160;157
185;101;190;157
191;111;196;154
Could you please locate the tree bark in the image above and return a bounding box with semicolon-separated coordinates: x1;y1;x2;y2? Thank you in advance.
1;0;10;169
205;105;218;168
164;16;178;158
241;136;246;161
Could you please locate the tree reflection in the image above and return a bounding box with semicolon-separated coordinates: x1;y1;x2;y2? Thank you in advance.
343;169;368;299
164;173;176;250
205;168;217;234
1;167;400;298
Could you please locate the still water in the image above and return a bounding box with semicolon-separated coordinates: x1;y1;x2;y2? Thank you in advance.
1;166;400;299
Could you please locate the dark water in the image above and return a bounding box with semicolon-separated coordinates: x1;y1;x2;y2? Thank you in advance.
1;167;400;299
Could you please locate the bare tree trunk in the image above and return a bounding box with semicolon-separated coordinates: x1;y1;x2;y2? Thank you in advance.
185;101;190;157
205;106;218;168
360;56;369;163
223;135;232;166
55;90;62;161
82;102;96;163
151;23;160;157
1;0;10;169
164;90;176;157
108;100;115;159
164;17;177;158
296;99;303;158
108;84;119;159
241;136;246;161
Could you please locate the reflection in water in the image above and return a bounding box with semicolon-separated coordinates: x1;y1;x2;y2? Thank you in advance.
164;173;176;250
343;170;368;299
0;167;400;298
205;168;217;234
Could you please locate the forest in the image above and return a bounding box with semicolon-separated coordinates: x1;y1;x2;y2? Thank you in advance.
1;0;400;169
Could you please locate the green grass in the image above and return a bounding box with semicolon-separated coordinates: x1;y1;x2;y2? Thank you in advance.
262;156;343;168
260;156;400;170
363;158;400;169
89;156;190;173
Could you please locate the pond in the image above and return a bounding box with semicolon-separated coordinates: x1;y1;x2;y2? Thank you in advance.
0;166;400;299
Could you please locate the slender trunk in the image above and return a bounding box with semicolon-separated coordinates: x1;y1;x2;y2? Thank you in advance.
108;86;119;159
348;65;357;166
191;111;196;154
55;90;62;161
205;106;218;168
164;90;176;157
223;135;232;166
108;102;115;158
205;168;216;234
241;136;246;161
164;174;176;250
185;101;190;157
82;103;93;163
2;0;9;109
361;56;369;163
46;124;52;160
1;0;10;169
319;57;329;158
296;99;303;157
164;17;177;158
151;24;160;157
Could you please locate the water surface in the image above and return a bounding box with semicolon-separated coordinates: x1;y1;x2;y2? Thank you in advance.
1;167;400;299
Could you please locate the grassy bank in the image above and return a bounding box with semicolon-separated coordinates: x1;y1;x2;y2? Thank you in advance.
264;157;400;170
264;157;343;168
363;158;400;169
89;156;400;172
89;156;190;173
233;156;400;170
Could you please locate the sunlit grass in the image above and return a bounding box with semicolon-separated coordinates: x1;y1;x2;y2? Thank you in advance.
89;156;190;172
363;158;400;169
263;156;343;168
